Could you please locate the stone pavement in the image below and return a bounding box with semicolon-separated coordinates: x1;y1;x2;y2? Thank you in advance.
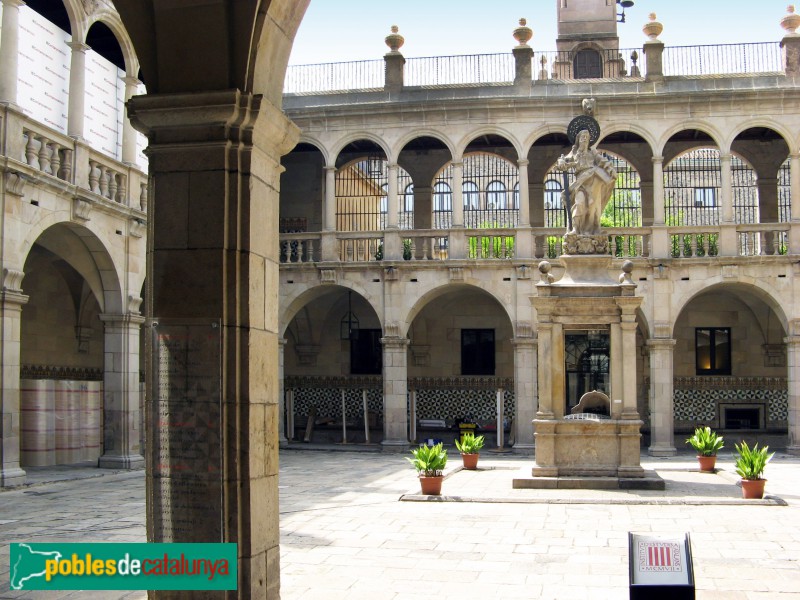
1;449;799;599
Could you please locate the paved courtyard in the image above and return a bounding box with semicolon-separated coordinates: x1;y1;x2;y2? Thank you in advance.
1;448;799;599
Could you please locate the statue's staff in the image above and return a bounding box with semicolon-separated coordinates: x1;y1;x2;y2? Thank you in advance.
562;168;572;232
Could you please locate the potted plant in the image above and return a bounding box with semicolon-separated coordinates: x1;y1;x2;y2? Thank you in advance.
455;432;485;470
407;442;448;495
734;441;775;499
685;426;724;472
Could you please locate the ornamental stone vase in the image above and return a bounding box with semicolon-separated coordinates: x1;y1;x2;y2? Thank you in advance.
643;13;663;40
513;18;533;47
782;5;800;35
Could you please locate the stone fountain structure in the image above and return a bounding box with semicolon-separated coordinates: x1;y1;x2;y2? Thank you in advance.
514;103;663;490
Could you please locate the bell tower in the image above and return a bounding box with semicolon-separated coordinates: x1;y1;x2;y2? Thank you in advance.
556;0;628;78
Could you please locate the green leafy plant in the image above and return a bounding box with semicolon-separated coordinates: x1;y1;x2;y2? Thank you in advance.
407;442;448;477
455;432;485;455
685;426;724;457
734;441;774;481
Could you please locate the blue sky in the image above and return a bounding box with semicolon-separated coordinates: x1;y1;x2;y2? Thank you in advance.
289;1;793;65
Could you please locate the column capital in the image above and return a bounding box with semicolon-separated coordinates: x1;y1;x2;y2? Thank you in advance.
122;75;142;87
651;155;664;164
450;161;463;169
517;158;530;167
0;290;28;307
2;267;25;293
784;335;800;346
99;312;146;326
790;153;800;161
380;336;410;348
67;41;90;53
719;152;732;163
324;165;337;173
646;337;676;348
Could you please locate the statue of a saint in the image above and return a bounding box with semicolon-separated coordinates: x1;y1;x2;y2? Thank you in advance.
557;129;617;236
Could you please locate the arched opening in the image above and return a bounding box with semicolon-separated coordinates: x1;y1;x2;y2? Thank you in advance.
283;286;382;443
407;285;514;444
673;284;788;447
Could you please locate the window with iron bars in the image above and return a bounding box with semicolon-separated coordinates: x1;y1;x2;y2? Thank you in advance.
779;157;791;222
335;156;413;231
432;152;519;229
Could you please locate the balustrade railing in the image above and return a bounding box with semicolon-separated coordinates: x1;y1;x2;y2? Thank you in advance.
88;152;128;205
668;227;719;258
737;224;789;256
22;125;74;182
279;223;796;265
283;59;384;94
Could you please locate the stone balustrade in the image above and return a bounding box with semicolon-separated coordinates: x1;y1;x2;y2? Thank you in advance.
21;125;74;182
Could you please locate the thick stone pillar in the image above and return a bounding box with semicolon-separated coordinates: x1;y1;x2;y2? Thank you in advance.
321;165;338;261
643;39;664;82
67;41;88;140
98;311;146;469
121;76;141;165
618;299;641;420
0;271;27;487
380;332;409;450
647;334;677;456
0;0;24;104
512;334;537;452
127;89;299;599
786;334;800;455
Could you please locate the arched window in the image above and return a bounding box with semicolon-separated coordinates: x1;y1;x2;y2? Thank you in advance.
487;181;506;209
574;49;602;78
544;179;562;209
463;181;479;209
512;183;519;210
433;182;452;212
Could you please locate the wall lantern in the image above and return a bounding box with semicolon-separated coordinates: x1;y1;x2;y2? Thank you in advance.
340;290;360;340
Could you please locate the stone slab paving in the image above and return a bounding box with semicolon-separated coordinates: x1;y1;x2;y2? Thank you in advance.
1;449;799;599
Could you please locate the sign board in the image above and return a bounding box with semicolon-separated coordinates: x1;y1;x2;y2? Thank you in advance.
629;532;695;600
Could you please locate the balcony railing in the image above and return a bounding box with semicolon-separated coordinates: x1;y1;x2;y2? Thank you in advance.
280;223;794;265
662;42;782;76
284;42;784;94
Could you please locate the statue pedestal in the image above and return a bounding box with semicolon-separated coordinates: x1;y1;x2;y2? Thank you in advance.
563;233;609;255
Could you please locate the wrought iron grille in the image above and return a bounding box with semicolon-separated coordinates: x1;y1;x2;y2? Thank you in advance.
335;156;413;231
662;42;782;76
664;148;721;227
779;158;791;222
461;153;519;229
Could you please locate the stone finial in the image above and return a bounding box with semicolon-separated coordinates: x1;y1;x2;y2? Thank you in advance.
513;18;533;47
643;12;663;41
619;260;635;285
782;5;800;34
385;25;405;53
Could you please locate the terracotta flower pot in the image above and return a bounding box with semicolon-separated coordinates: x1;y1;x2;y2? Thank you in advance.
741;478;766;499
419;475;443;495
697;455;717;472
461;453;479;470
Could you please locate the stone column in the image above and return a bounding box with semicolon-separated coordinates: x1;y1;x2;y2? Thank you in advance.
386;163;399;229
652;156;665;224
529;182;544;227
127;89;299;599
511;334;537;452
67;41;89;140
121;76;141;165
647;335;677;456
380;331;409;451
98;311;146;469
278;338;287;446
517;159;530;226
720;153;733;223
0;0;25;104
0;270;28;487
451;161;464;228
535;320;554;419
321;165;338;261
786;334;800;455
